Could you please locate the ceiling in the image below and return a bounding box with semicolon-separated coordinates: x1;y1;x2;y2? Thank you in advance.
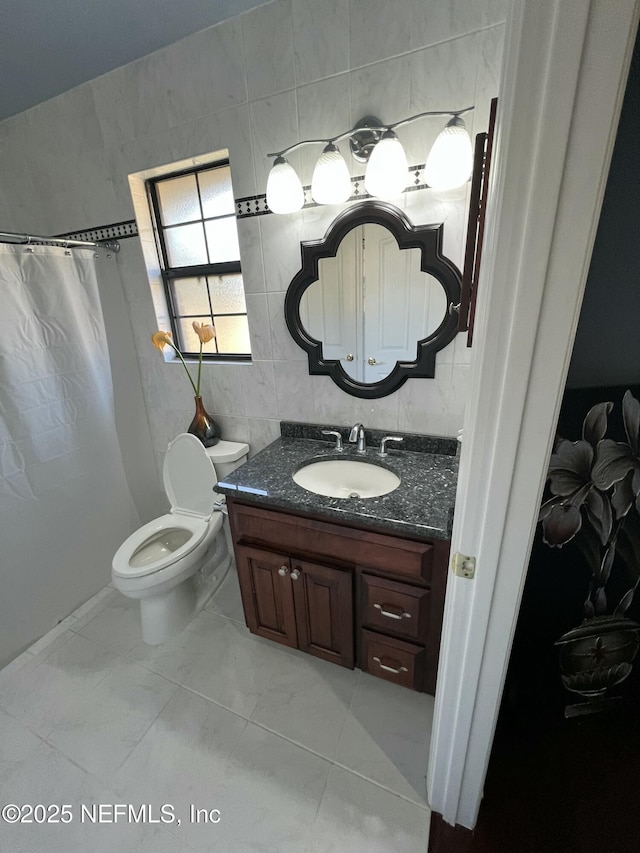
0;0;271;121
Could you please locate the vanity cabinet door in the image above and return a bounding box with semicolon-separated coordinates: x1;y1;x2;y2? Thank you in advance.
236;545;298;649
290;559;354;669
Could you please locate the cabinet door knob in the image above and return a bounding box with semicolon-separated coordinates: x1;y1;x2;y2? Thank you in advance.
368;356;377;365
373;656;408;675
278;566;289;577
373;603;411;620
290;568;301;581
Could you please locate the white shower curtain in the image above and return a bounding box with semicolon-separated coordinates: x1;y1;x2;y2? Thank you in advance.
0;244;139;666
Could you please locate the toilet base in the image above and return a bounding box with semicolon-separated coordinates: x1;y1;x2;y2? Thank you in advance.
139;535;231;645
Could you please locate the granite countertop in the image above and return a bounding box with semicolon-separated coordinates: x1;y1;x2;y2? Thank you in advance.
215;424;459;542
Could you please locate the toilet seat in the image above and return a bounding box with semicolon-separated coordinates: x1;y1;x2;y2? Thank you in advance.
163;433;218;519
112;434;223;580
112;513;225;579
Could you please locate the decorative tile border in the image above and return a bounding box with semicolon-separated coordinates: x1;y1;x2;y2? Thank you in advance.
57;220;139;243
55;162;433;237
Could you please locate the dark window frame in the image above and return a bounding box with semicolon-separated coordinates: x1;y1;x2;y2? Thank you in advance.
148;159;251;361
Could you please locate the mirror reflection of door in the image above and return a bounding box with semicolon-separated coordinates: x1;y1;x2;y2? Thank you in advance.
300;223;448;384
299;231;362;376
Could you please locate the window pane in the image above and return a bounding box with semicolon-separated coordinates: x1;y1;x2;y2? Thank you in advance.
215;315;251;354
157;174;200;225
205;217;240;263
199;166;235;218
178;316;218;354
165;223;207;266
209;274;246;314
171;277;210;315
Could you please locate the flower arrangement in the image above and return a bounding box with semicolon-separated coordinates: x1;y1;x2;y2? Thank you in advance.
151;322;216;398
540;391;640;618
539;391;640;705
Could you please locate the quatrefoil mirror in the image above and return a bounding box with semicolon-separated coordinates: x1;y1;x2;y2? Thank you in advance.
284;201;462;399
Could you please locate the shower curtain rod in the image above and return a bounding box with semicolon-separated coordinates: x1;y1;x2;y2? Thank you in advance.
0;230;120;253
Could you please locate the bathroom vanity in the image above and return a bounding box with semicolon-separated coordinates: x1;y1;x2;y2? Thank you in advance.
216;423;458;695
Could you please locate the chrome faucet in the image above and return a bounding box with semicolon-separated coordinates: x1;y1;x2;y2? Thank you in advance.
349;422;366;453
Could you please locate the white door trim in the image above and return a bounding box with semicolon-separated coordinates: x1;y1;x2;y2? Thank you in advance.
428;0;640;829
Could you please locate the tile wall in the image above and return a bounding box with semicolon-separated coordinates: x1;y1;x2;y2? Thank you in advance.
0;0;505;508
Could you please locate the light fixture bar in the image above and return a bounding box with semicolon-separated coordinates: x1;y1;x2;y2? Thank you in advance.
266;106;474;158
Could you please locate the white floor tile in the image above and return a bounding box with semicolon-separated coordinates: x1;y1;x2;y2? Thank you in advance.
204;565;245;623
114;687;248;813
1;589;436;853
0;740;188;853
126;608;222;685
182;617;287;718
335;671;434;804
185;722;330;852
251;649;359;759
0;633;120;737
0;708;43;778
306;764;431;853
46;658;179;778
71;586;119;626
77;591;142;655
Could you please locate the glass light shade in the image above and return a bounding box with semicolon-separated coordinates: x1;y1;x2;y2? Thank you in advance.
311;143;352;204
424;117;474;190
266;156;304;214
364;130;409;199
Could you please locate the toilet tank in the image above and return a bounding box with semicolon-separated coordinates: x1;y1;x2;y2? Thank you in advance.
204;440;249;481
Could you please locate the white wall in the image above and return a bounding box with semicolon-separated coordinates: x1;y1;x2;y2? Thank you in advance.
0;0;505;493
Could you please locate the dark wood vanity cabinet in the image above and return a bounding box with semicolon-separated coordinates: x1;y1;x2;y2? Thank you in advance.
236;544;354;668
228;499;449;694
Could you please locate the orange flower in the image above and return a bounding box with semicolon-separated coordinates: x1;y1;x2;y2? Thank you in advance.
192;322;216;344
151;330;173;351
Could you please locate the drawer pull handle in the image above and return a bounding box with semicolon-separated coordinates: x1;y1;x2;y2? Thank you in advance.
374;603;411;620
373;656;408;675
278;566;289;577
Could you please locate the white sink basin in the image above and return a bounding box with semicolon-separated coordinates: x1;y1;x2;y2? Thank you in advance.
293;459;400;499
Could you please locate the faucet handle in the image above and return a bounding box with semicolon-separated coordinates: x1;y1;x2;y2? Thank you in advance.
321;429;343;451
379;435;403;456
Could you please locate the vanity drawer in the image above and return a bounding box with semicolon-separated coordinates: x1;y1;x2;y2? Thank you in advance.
229;501;434;584
361;629;425;691
361;574;430;642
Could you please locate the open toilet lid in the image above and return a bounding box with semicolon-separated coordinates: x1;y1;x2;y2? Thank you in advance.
163;433;217;518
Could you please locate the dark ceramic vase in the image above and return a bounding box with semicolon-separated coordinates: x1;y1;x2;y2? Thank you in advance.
187;396;221;447
556;615;640;700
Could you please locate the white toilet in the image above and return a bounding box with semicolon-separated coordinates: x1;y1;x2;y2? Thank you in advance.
112;433;249;645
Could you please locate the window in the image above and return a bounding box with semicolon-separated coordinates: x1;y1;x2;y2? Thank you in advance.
148;159;250;359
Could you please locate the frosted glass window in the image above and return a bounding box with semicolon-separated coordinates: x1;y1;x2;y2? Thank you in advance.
157;174;200;225
205;218;240;263
209;274;246;314
199;166;235;218
150;156;249;359
178;316;218;354
165;223;207;267
214;316;251;354
172;277;210;315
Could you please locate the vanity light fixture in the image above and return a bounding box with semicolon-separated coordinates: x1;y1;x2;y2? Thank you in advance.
265;155;305;214
311;143;352;205
363;129;409;199
265;107;474;213
424;116;474;191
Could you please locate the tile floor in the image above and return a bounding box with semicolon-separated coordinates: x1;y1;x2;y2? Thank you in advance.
0;567;433;852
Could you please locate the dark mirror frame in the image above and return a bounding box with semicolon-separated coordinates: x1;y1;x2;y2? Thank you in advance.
284;201;462;399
